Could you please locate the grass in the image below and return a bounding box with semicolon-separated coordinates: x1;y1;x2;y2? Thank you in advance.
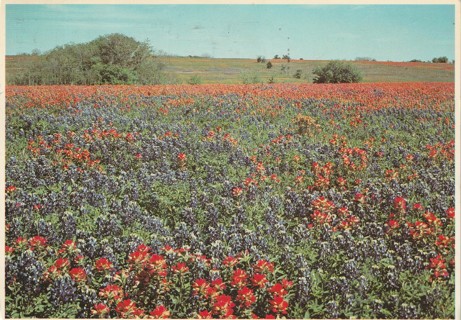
158;56;454;84
6;55;455;84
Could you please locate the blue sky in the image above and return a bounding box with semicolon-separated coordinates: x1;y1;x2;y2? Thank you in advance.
6;4;455;61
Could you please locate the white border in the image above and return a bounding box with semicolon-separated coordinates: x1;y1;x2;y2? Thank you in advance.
1;1;459;320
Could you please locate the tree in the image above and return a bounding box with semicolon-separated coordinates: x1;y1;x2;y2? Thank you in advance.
256;56;266;63
282;54;291;62
266;61;273;69
312;61;362;84
432;56;448;63
293;69;302;79
9;33;167;85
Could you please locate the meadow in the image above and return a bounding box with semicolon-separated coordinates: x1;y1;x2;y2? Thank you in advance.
6;55;455;84
5;82;455;318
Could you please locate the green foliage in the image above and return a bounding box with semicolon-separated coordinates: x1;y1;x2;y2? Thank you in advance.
432;56;448;63
256;56;266;63
293;69;302;79
313;60;362;83
10;33;167;85
355;57;376;61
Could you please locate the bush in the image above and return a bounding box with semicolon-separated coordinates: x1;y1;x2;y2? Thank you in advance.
312;61;362;83
257;56;266;63
432;56;448;63
9;33;166;85
266;61;273;69
355;57;376;61
293;69;302;79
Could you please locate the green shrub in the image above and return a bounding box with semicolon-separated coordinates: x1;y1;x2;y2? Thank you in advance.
293;69;302;79
312;61;362;83
432;56;448;63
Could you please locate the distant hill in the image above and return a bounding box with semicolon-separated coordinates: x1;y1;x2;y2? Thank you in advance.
6;55;454;85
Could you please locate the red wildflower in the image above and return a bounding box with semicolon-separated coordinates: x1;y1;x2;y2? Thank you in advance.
99;284;124;302
55;257;70;270
413;203;424;211
348;215;360;226
231;268;248;288
268;283;289;297
171;262;189;274
74;254;85;265
198;310;213;319
69;267;87;283
193;278;210;297
211;278;226;292
148;254;167;276
150;305;170;319
393;197;406;212
270;295;289;315
5;245;14;255
91;303;110;317
116;299;144;318
311;196;335;213
59;239;78;255
423;211;442;227
6;185;17;193
354;193;365;204
251;273;268;288
237;286;256;308
280;278;293;289
435;234;454;250
244;177;258;187
212;294;235;318
95;257;113;272
408;221;432;239
29;235;47;249
337;207;349;217
128;250;149;266
222;256;239;268
336;177;347;188
387;219;400;229
446;207;454;219
429;254;449;278
254;259;274;273
162;245;175;254
232;186;243;197
311;210;332;225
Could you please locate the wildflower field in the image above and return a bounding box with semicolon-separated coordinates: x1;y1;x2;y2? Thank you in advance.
5;83;455;318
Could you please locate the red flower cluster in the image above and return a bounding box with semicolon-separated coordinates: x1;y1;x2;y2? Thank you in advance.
428;254;449;280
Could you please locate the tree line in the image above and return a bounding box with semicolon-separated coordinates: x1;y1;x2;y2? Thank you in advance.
9;34;169;85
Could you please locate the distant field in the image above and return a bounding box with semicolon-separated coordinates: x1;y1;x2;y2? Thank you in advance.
6;55;455;84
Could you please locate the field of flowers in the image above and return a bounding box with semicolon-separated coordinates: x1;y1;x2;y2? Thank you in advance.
5;83;455;318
